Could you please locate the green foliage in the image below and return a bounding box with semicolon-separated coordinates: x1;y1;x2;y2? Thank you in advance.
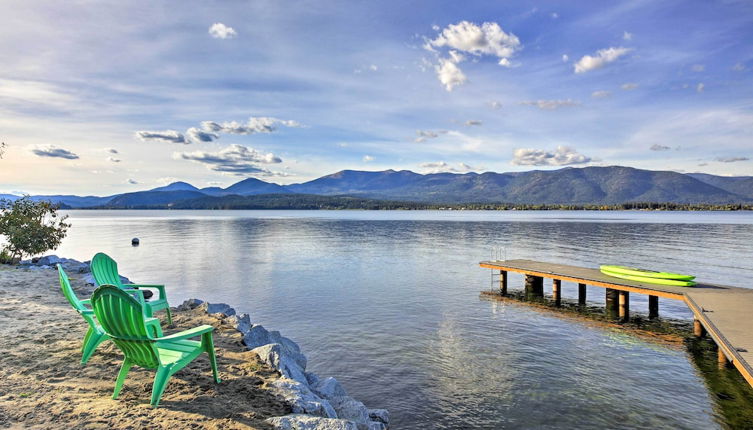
0;196;70;262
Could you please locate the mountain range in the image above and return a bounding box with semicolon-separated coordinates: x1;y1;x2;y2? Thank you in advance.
4;166;752;208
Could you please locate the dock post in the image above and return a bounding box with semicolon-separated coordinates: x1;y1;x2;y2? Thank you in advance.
499;270;507;296
693;319;706;337
578;283;587;306
605;289;619;319
525;275;544;299
718;347;729;369
619;291;630;321
552;279;561;307
648;295;659;319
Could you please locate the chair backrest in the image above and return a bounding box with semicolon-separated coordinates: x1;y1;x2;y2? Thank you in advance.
91;285;160;368
58;264;87;313
91;252;124;288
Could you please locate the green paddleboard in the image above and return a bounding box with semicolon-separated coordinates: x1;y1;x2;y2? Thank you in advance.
600;265;695;281
600;268;696;287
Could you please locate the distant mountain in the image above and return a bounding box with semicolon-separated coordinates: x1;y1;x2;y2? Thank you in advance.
16;166;753;208
148;181;199;192
103;190;208;208
0;194;20;201
224;177;290;195
686;173;753;199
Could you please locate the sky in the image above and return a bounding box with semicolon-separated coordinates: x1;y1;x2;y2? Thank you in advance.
0;0;752;195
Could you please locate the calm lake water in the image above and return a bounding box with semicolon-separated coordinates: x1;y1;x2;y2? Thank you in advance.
56;210;753;429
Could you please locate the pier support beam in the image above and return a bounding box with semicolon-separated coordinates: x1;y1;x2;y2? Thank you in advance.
499;270;507;296
693;319;706;338
525;275;544;299
552;279;561;307
718;347;729;369
605;288;619;319
619;291;630;321
648;295;659;319
578;283;587;306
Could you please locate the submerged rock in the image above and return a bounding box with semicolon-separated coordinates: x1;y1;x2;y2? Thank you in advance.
266;414;357;430
367;409;389;425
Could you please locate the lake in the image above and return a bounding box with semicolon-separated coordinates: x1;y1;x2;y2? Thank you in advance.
56;210;753;429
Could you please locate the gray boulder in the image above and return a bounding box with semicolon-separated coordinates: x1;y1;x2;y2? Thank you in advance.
36;255;62;266
306;372;321;386
244;324;272;348
313;377;347;399
202;302;236;317
252;343;308;384
266;414;357;430
328;396;369;426
177;298;204;310
227;313;251;334
367;409;389;425
270;379;338;419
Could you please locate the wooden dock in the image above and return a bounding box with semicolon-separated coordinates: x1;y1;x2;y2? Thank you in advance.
479;259;753;389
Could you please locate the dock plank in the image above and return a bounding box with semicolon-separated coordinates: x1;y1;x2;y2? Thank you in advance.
480;259;753;389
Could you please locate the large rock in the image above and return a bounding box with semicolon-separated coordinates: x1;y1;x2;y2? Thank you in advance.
201;302;236;317
328;396;369;426
177;298;204;310
36;255;62;266
270;379;338;419
266;414;357;430
367;409;389;425
252;343;308;384
227;313;251;334
244;324;272;348
313;377;347;399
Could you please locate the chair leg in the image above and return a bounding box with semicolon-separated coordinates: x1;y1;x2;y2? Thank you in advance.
81;326;94;354
113;358;133;399
203;332;221;383
151;367;172;407
81;331;107;365
165;306;173;326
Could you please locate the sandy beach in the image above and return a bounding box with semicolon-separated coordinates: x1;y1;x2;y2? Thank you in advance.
0;265;290;429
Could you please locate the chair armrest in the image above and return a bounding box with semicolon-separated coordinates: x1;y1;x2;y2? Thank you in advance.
156;325;214;342
145;317;163;337
122;288;147;307
80;298;91;305
81;309;94;316
125;284;167;301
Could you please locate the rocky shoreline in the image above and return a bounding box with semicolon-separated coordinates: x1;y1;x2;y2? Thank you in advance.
22;255;390;430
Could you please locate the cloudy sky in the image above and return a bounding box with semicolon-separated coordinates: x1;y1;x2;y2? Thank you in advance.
1;0;752;195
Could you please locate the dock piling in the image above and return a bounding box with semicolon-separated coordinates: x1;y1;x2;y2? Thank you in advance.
552;279;561;307
499;270;507;296
605;288;619;319
525;275;544;299
578;283;587;305
619;291;630;321
718;348;729;369
693;319;706;338
648;295;659;319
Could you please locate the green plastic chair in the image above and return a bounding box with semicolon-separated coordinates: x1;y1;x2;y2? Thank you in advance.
90;252;172;325
90;285;220;407
57;264;110;364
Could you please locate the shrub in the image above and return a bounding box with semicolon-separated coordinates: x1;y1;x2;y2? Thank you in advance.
0;196;70;262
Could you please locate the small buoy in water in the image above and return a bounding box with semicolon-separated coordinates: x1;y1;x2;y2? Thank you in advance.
131;238;140;246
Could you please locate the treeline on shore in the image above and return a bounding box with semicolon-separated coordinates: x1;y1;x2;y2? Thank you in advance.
82;193;753;211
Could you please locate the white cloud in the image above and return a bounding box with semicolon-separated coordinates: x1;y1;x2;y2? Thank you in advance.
186;127;219;143
415;129;448;143
511;146;591;166
126;179;138;185
488;101;502;110
107;156;121;163
623;31;632;41
465;120;482;126
697;83;705;93
200;117;300;135
175;144;284;176
157;177;179;185
691;64;705;72
105;148;118;154
621;82;638;90
732;63;746;72
135;130;187;144
650;144;671;151
520;99;579;110
591;90;611;99
435;57;467;91
208;23;237;39
419;161;476;174
362;155;374;162
426;21;521;91
562;54;569;62
29;144;79;160
551;12;559;19
574;47;631;73
715;156;748;163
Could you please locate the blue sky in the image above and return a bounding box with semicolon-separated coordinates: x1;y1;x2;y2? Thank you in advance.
1;0;752;195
